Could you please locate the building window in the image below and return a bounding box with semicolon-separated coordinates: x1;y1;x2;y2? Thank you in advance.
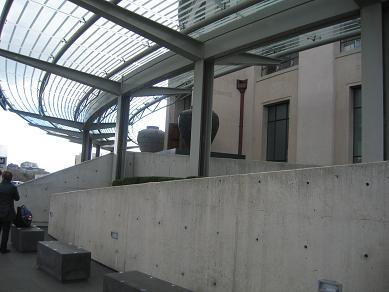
340;37;361;52
352;86;362;163
266;102;289;162
261;53;299;77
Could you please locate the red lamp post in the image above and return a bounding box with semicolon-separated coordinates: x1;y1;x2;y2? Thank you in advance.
236;79;248;156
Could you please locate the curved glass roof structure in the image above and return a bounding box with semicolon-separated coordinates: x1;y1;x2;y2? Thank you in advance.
0;0;361;148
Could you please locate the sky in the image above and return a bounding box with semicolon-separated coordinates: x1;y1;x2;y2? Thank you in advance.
0;107;166;173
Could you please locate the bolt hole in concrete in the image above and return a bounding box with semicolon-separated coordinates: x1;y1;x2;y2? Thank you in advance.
364;253;369;258
306;181;310;185
304;245;308;249
258;179;261;183
213;282;217;286
184;226;187;230
158;221;161;225
256;238;259;242
366;182;370;186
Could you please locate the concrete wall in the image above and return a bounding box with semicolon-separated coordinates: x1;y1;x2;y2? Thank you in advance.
49;161;389;292
18;154;113;224
334;48;361;164
296;44;336;165
124;152;310;178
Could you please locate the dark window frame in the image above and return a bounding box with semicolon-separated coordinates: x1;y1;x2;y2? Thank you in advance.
352;86;362;163
265;101;289;162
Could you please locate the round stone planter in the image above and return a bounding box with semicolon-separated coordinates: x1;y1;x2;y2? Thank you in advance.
137;126;165;153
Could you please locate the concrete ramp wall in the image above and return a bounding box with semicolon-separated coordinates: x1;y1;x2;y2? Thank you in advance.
18;154;113;223
125;152;310;177
49;161;389;291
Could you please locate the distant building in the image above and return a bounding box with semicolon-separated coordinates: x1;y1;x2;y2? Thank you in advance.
20;161;39;169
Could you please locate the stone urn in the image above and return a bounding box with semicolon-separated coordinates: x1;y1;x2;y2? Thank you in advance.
137;126;165;153
178;109;219;148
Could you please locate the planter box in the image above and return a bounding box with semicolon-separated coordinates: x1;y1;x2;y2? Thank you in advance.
11;225;44;252
37;241;91;281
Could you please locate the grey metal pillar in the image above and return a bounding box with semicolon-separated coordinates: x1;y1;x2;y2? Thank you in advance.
113;95;130;180
383;5;389;160
189;59;214;176
360;2;384;162
81;129;92;162
95;144;101;158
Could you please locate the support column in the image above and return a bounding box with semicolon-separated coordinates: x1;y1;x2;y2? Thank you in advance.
360;2;384;162
189;60;214;177
95;144;101;158
113;95;130;180
81;129;92;162
383;5;389;160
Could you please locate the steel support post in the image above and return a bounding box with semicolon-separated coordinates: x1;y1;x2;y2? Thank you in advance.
81;129;92;162
95;144;101;158
113;95;130;180
383;5;389;160
361;3;384;162
189;60;214;177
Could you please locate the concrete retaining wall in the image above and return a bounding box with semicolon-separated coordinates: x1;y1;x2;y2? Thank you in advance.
49;161;389;291
125;152;309;177
18;154;113;223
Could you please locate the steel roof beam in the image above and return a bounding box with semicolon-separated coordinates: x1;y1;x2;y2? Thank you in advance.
29;123;83;138
38;0;123;115
11;109;116;130
88;123;116;130
85;0;360;123
46;132;81;143
0;0;13;38
202;0;360;59
68;0;204;61
0;49;121;95
133;87;192;97
92;132;116;139
216;53;281;66
10;109;84;129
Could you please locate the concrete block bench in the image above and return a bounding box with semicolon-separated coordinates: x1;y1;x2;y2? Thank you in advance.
11;225;45;252
103;271;193;292
37;241;91;282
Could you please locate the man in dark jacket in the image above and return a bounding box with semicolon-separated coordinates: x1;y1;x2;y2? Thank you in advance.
0;171;20;253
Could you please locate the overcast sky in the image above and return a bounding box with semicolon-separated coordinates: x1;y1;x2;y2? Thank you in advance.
0;107;166;173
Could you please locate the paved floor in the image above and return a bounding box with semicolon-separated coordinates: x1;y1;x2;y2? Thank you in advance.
0;229;115;292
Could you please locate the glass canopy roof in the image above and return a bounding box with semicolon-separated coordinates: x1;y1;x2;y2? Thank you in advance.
0;0;360;148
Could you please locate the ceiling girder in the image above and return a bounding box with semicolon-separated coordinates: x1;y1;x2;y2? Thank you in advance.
68;0;204;61
85;0;360;124
0;49;121;95
11;109;84;129
133;87;192;97
11;109;116;130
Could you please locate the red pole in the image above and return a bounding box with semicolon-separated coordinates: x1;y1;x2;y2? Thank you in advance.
236;79;248;156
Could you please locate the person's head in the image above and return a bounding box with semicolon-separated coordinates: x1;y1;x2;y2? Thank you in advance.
2;171;13;183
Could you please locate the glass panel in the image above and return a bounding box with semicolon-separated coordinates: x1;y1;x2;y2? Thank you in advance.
267;106;276;122
266;122;275;161
353;107;362;161
353;87;361;108
275;120;288;161
276;103;288;120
